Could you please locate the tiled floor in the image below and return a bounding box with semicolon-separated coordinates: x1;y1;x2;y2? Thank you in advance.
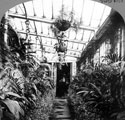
52;98;71;120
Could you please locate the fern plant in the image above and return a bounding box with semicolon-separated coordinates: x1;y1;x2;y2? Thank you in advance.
68;63;125;120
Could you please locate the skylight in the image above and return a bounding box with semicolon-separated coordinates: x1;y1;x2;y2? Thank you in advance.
8;0;111;62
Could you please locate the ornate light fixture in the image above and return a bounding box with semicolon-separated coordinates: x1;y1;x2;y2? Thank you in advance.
54;32;67;62
51;6;81;62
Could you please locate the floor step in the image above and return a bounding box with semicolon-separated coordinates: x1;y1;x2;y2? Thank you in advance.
51;98;72;120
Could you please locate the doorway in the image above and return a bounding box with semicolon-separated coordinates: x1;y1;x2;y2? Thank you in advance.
56;63;71;98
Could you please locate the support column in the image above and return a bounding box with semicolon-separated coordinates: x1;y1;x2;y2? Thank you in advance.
121;24;125;60
4;11;9;47
2;11;9;65
121;23;125;96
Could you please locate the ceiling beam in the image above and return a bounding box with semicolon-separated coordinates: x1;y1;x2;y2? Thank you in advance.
36;43;82;53
36;49;80;58
8;12;96;32
17;30;88;45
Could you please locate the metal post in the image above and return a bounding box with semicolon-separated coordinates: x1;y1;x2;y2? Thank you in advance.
4;11;9;48
121;24;125;97
121;25;125;60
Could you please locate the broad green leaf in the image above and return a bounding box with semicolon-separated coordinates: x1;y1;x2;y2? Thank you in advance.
0;107;3;120
21;96;29;104
83;69;93;75
110;112;118;117
117;111;125;120
89;83;102;96
3;111;15;120
3;99;24;119
77;90;89;95
79;87;89;91
0;91;6;99
4;91;21;98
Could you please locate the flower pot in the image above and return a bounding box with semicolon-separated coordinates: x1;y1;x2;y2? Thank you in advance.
54;20;71;31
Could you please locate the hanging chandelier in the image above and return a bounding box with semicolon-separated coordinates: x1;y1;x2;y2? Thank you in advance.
54;32;67;62
51;5;81;62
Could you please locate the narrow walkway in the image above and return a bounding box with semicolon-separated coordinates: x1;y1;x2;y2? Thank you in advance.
52;98;71;120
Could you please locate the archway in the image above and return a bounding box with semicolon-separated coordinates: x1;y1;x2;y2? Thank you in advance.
0;0;125;120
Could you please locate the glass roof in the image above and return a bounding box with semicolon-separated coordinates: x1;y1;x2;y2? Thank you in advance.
7;0;111;62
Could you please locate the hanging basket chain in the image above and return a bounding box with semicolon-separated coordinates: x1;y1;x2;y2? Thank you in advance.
25;17;30;61
25;19;30;57
35;35;39;50
22;3;30;42
25;19;30;41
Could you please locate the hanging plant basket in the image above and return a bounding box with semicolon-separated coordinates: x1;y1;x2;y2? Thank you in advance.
54;19;71;31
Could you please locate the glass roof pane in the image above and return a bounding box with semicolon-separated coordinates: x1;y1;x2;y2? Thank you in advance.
15;4;25;15
53;0;62;18
89;32;94;40
32;0;43;17
82;30;91;41
42;23;50;34
29;21;35;33
76;29;83;40
92;2;105;20
69;29;76;39
14;18;24;31
78;44;84;51
72;43;78;49
81;0;95;26
8;0;111;62
100;6;111;26
67;42;73;49
91;20;100;28
73;0;84;19
24;2;34;16
42;0;52;19
9;6;16;13
50;39;57;45
63;0;72;11
35;21;41;33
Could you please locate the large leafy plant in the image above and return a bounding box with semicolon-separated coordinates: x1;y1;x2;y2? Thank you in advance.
68;63;125;120
0;57;41;119
0;89;25;120
0;16;55;120
34;63;54;95
0;62;25;120
0;59;55;120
